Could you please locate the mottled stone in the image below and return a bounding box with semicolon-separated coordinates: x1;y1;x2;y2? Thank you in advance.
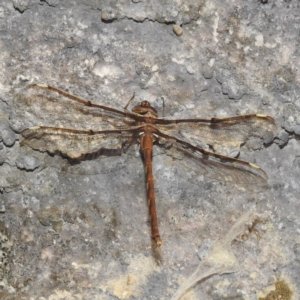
275;130;289;147
293;243;300;263
202;66;214;79
0;121;15;147
101;10;117;22
12;0;29;12
222;78;246;100
36;206;63;233
173;25;183;36
15;155;40;171
0;145;7;165
0;0;299;298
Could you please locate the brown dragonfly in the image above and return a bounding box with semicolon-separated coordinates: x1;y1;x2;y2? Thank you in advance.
17;84;276;246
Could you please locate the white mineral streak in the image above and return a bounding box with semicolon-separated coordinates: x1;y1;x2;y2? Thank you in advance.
171;211;266;300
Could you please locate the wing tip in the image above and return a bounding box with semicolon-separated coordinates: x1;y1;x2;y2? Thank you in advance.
256;114;276;123
20;126;41;136
27;126;41;130
28;83;48;89
249;162;260;169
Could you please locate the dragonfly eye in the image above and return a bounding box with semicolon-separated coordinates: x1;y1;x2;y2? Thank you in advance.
141;101;150;107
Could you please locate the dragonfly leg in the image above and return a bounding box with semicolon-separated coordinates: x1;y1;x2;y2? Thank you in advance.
124;92;136;110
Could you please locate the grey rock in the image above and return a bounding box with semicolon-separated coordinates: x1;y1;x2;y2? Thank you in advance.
0;0;299;298
215;69;231;84
202;66;214;79
293;125;300;136
275;130;289;146
101;10;117;22
293;243;300;263
263;130;275;144
12;0;30;12
15;155;40;171
0;121;15;147
0;145;7;165
44;0;59;6
222;78;246;100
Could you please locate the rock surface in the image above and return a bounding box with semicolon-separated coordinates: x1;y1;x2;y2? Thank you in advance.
0;0;299;299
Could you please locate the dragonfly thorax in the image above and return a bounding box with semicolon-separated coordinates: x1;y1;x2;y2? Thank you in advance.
132;101;158;118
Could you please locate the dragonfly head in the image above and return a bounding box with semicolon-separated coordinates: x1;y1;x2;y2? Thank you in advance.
132;101;158;117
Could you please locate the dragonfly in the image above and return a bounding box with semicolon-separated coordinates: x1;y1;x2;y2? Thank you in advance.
17;84;276;246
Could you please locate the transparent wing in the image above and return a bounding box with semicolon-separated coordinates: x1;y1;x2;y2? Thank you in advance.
155;115;276;152
156;128;269;189
12;84;138;131
20;126;142;159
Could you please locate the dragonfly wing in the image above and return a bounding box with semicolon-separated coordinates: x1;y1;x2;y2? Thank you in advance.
156;115;276;155
156;129;268;189
21;126;141;159
12;84;137;131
